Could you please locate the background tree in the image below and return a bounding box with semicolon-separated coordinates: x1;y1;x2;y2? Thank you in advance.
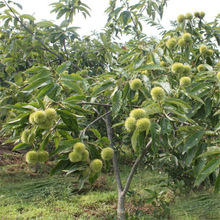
0;0;220;219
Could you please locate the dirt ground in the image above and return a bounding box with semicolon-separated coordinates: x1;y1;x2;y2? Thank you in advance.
0;137;25;167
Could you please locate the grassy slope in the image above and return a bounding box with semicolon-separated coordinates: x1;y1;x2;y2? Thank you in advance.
0;154;220;219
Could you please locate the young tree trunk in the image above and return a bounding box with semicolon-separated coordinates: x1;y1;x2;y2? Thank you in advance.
105;110;152;220
117;193;126;220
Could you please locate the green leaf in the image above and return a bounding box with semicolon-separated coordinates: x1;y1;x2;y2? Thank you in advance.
201;157;220;175
90;128;101;140
60;73;84;81
198;150;220;158
131;129;140;154
62;101;93;114
183;130;204;153
143;103;163;116
37;20;55;27
119;51;136;63
151;53;160;65
186;145;198;166
165;106;194;123
195;157;220;186
177;125;203;132
78;175;89;191
150;121;157;153
50;139;79;157
91;82;115;96
64;165;84;176
50;160;70;176
39;133;51;151
26;70;51;84
161;118;172;135
23;77;53;93
56;61;71;74
112;122;124;128
61;80;83;94
213;109;220;116
214;175;220;193
20;14;35;21
186;93;205;105
122;82;130;100
121;11;131;26
214;121;220;132
36;83;56;98
112;90;122;118
57;110;79;134
12;143;29;151
165;98;191;109
135;64;165;71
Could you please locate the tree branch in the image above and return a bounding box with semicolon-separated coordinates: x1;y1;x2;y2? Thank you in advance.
77;101;139;108
122;138;152;196
80;110;112;137
105;112;123;193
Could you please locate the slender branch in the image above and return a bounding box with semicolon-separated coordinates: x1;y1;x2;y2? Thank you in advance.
77;102;113;107
122;138;152;196
80;110;112;137
105;112;123;193
92;107;106;123
77;101;139;108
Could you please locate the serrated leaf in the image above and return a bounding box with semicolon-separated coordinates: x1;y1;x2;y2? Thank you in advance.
61;80;83;94
112;122;124;128
36;83;56;98
214;175;220;193
186;93;205;105
50;160;70;176
186;145;198;166
122;82;130;100
78;175;89;191
201;157;220;175
177;125;202;132
89;128;101;139
91;82;115;96
37;20;55;27
23;77;53;93
183;130;204;153
60;73;83;81
62;101;93;114
198;150;220;158
20;14;35;21
39;133;51;151
195;157;220;186
214;121;220;132
135;64;165;71
143;103;163;116
57;110;79;134
64;165;84;176
56;61;71;74
165;98;191;109
112;90;122;118
12;143;29;151
50;139;80;157
151;53;160;65
119;51;136;63
131;129;140;154
213;109;220;116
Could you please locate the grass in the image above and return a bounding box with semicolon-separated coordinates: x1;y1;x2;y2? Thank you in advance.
0;153;220;219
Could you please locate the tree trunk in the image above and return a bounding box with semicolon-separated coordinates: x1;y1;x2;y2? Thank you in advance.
117;193;126;220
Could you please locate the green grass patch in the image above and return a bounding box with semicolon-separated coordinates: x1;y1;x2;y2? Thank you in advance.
0;158;220;219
